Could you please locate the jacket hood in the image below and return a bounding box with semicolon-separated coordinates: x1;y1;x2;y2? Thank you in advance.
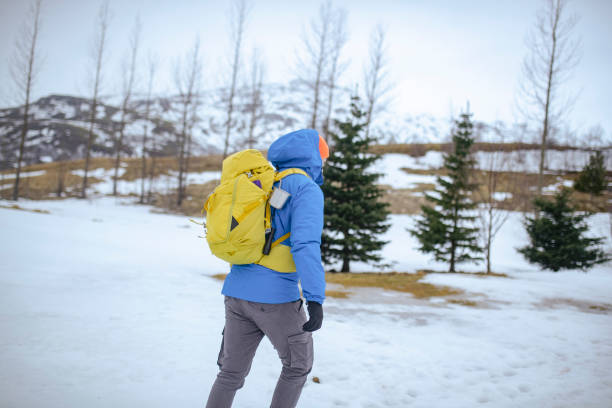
268;129;324;185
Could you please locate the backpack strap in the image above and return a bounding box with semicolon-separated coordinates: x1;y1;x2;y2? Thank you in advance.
258;168;310;271
274;168;309;181
271;231;291;248
262;169;309;234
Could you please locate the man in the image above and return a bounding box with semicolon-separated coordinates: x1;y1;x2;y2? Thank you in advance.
206;129;328;408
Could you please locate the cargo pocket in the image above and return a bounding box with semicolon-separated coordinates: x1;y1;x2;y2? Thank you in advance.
217;328;225;368
287;332;313;371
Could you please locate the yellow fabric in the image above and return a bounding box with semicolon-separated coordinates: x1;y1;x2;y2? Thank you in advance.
257;242;296;272
203;149;308;271
204;150;275;265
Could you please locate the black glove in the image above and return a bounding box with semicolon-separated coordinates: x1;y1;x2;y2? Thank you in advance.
302;301;323;332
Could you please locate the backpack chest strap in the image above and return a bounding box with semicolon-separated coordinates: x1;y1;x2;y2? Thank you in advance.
274;168;309;181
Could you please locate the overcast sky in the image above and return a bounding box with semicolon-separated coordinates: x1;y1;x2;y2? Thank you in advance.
1;0;611;140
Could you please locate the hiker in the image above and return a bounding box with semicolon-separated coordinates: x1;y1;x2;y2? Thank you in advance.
206;129;328;408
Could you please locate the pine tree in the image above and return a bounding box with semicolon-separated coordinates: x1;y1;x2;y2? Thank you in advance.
574;151;607;196
321;96;390;272
409;112;482;272
518;188;610;271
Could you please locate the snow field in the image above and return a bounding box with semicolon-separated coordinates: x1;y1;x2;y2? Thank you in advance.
1;198;611;407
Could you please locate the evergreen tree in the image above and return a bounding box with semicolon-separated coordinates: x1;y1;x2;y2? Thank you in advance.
574;151;607;196
409;112;482;272
518;188;610;271
321;96;390;272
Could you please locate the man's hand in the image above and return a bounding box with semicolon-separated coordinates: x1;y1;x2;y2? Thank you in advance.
302;301;323;332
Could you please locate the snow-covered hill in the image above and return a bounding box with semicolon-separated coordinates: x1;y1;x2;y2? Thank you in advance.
0;83;552;171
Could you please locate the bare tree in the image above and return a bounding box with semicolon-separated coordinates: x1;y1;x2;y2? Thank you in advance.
10;0;43;201
518;0;581;196
55;153;69;197
174;38;202;206
580;125;605;150
81;0;111;199
112;16;141;196
146;125;158;204
244;48;265;149
183;95;201;191
475;130;520;274
140;53;157;204
363;24;392;141
222;0;249;158
296;1;334;130
322;7;348;141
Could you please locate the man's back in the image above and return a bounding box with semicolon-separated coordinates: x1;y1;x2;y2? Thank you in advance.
221;129;326;305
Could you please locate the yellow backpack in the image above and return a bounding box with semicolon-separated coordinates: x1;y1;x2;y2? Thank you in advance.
203;149;308;272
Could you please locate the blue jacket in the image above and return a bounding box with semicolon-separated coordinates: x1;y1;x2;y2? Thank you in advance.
221;129;326;304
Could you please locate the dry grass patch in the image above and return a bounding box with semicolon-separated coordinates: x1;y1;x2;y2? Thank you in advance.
325;271;463;298
150;180;218;216
211;273;226;281
381;188;428;214
119;155;224;181
417;269;509;278
0;157;116;199
210;274;352;300
370;142;575;156
325;290;352;299
0;203;50;214
370;143;446;156
536;298;612;314
447;299;479;307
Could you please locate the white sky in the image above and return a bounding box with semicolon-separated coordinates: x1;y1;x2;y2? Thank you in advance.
1;0;611;139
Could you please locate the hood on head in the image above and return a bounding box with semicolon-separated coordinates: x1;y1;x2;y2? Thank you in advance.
267;129;324;185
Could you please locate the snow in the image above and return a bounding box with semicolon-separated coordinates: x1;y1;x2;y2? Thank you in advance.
0;170;47;189
0;170;46;180
169;170;221;186
543;179;575;193
371;154;439;189
492;191;512;201
1;198;611;407
47;100;76;119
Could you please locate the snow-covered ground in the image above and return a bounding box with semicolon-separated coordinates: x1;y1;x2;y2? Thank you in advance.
373;149;612;179
1;198;611;408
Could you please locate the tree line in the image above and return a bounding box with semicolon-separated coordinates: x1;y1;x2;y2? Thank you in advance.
6;0;391;204
322;96;609;274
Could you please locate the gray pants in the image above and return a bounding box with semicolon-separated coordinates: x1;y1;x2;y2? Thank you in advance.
206;296;313;408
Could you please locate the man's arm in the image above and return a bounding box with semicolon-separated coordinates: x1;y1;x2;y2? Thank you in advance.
289;181;326;305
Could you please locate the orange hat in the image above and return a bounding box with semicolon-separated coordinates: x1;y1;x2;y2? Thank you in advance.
319;135;329;160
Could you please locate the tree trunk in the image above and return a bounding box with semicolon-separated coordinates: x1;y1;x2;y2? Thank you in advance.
341;256;350;273
81;98;98;199
147;138;157;203
449;208;458;273
56;161;66;197
536;5;559;198
12;101;30;200
112;118;126;196
81;1;108;199
176;104;189;207
323;73;336;142
139;121;148;204
486;234;492;274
